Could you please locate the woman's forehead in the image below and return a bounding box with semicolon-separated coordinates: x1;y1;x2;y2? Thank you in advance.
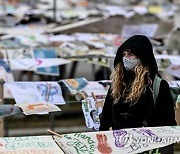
123;51;134;55
124;48;131;52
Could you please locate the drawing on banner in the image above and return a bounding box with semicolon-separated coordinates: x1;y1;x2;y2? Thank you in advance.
36;59;43;66
96;133;112;154
133;128;161;142
27;103;52;111
113;130;133;148
16;103;61;115
62;78;88;92
82;97;105;130
38;83;58;102
37;82;65;104
6;82;44;104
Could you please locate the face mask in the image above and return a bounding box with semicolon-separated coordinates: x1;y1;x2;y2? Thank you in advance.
122;57;140;71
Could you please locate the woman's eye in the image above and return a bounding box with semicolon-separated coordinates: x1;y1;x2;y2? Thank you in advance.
129;53;134;56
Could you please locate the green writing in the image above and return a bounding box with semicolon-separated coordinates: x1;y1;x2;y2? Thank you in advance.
74;133;95;145
0;149;62;154
67;138;88;152
5;141;53;150
3;136;39;144
64;133;96;154
83;102;89;112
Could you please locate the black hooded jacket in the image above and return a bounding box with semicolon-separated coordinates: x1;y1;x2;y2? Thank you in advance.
99;35;176;131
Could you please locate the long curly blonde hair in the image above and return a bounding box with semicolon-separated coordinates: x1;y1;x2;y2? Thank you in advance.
110;63;152;105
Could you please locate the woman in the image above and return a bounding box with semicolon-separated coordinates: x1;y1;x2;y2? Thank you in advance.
99;35;176;131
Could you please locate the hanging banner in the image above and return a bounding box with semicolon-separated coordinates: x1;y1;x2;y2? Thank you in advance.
54;126;180;154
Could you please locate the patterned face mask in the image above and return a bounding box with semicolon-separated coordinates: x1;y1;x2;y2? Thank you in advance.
122;57;140;71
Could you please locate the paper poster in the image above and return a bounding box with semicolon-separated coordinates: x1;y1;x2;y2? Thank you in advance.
33;49;57;59
82;97;105;130
6;82;44;104
87;57;111;67
85;40;105;48
8;59;36;71
174;12;180;28
0;136;64;154
0;60;14;81
59;42;89;57
54;126;180;154
81;81;108;97
148;6;162;14
6;48;34;59
167;30;180;50
0;49;7;59
61;78;88;93
36;66;60;76
33;49;59;76
36;58;70;68
15;103;61;115
133;6;148;15
155;54;180;65
168;80;180;87
74;33;99;41
49;34;76;42
0;60;14;98
37;82;66;105
167;65;180;78
121;24;158;38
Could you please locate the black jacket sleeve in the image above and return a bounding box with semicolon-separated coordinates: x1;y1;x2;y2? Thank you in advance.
150;79;177;126
99;87;114;131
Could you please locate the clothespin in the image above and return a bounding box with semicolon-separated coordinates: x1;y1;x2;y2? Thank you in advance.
80;92;88;102
47;129;62;138
91;92;97;103
79;92;91;107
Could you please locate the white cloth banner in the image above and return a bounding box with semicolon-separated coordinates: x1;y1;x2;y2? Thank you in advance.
55;126;180;154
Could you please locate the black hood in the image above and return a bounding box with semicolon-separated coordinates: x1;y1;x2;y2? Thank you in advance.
114;35;158;78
